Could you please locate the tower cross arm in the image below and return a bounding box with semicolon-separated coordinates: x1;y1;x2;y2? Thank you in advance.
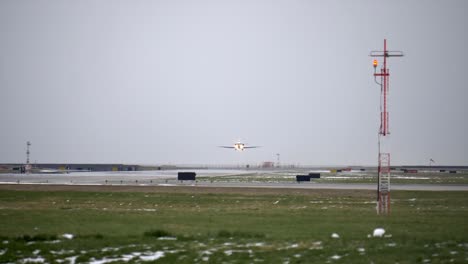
369;51;404;57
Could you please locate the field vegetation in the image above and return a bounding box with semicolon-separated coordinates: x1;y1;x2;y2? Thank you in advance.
0;185;467;263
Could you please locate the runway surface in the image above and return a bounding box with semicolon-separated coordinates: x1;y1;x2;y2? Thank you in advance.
0;170;467;191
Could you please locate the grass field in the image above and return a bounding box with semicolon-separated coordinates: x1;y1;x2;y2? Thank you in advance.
197;171;468;185
0;185;467;263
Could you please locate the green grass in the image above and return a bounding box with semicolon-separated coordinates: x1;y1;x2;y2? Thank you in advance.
0;187;467;263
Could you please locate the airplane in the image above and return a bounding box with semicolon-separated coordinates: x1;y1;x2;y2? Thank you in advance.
219;141;261;151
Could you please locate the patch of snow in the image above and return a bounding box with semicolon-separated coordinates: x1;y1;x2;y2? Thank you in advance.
325;176;361;179
409;198;417;201
119;255;134;262
386;242;397;247
139;251;165;261
373;228;385;237
44;240;61;244
66;256;78;264
294;254;301;258
50;250;75;255
393;176;430;180
33;250;40;255
357;248;365;253
331;233;340;239
384;234;392;238
310;241;323;250
101;247;120;252
290;206;307;209
246;242;265;247
201;250;212;255
330;255;341;260
202;256;209;261
285;243;299;249
157;237;177;240
62;233;74;240
0;249;6;255
224;249;252;256
89;257;123;264
450;251;458;255
20;257;45;263
273;200;279;205
121;254;136;261
3;240;9;244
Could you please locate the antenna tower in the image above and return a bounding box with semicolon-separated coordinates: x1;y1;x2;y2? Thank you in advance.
25;141;32;173
26;141;31;164
370;39;404;214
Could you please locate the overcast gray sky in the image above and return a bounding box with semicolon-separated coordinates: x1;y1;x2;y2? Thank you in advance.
1;0;467;166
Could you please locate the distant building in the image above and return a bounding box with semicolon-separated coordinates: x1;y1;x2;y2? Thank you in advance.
261;161;275;168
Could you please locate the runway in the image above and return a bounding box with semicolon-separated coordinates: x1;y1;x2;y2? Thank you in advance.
0;170;467;191
195;182;468;191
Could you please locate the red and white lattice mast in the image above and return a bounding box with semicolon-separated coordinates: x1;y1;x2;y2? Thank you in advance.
370;39;403;214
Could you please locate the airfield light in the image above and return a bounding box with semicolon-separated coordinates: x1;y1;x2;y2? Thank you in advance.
373;59;378;68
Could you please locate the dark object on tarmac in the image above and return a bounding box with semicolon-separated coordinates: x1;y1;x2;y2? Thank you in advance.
449;170;457;174
440;170;446;172
337;169;342;173
360;168;366;171
296;175;311;182
178;172;196;181
405;169;418;173
308;173;321;179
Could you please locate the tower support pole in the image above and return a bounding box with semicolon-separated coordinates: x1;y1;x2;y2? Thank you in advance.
370;39;404;214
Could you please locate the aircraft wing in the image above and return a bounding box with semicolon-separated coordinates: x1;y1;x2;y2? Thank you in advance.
243;146;261;148
219;146;235;148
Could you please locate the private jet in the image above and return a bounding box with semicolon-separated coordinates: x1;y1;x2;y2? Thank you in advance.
219;141;261;151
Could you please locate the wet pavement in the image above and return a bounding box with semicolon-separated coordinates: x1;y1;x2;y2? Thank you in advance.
0;170;467;191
